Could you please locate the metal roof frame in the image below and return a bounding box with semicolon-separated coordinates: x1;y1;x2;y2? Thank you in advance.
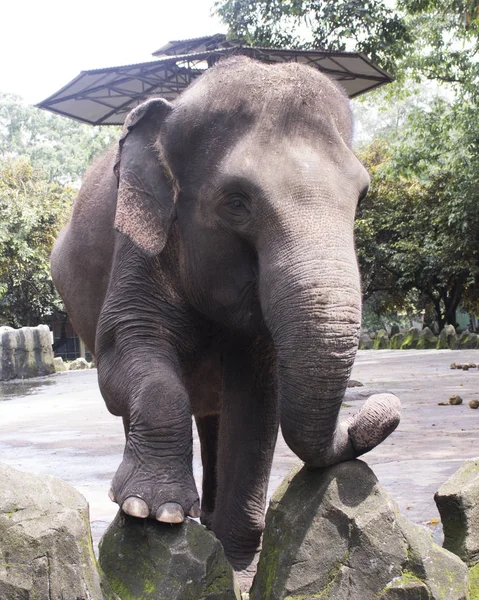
37;35;393;126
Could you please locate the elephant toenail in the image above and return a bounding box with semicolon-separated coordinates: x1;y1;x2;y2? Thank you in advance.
188;502;201;519
155;502;185;523
122;497;149;518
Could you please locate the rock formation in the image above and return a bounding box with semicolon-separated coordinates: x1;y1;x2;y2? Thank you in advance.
250;460;469;600
0;463;115;600
0;324;55;380
99;511;240;600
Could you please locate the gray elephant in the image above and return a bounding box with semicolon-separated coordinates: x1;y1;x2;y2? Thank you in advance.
51;56;400;581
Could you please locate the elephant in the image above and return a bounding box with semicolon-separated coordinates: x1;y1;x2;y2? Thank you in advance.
50;56;401;583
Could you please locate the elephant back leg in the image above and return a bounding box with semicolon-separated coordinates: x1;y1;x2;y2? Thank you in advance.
50;147;118;355
185;350;222;529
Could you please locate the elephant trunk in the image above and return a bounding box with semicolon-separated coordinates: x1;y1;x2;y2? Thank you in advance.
259;230;400;467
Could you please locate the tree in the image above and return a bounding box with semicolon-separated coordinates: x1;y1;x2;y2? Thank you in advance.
356;134;479;328
214;0;410;74
0;92;120;185
0;157;74;327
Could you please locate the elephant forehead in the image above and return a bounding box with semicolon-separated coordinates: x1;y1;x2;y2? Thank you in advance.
170;58;353;146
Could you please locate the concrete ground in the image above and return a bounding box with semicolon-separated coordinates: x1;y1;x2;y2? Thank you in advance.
0;349;478;551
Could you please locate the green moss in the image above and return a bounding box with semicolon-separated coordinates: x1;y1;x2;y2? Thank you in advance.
390;333;405;349
470;564;479;600
401;330;420;349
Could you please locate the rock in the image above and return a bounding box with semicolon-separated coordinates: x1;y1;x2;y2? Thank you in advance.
470;563;479;599
251;460;468;600
449;395;463;405
53;356;68;372
390;324;401;337
401;327;421;350
99;511;240;600
463;365;470;371
69;357;90;370
469;363;477;368
437;325;457;349
0;324;55;380
417;327;438;349
377;577;431;599
456;364;464;369
469;400;479;409
452;331;479;350
0;462;114;599
359;333;373;350
369;331;377;340
435;458;479;566
347;380;364;387
374;329;390;349
437;402;449;406
450;363;457;369
390;333;406;349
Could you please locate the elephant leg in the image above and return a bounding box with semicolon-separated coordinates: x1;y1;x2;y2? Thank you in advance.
98;347;200;523
211;338;278;583
195;414;219;529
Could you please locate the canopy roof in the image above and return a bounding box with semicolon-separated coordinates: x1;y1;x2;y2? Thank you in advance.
37;34;392;126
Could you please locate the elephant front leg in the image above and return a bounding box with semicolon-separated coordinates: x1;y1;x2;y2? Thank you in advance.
99;353;200;523
211;339;278;588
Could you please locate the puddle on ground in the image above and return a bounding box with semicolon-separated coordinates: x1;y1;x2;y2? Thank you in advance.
0;378;56;401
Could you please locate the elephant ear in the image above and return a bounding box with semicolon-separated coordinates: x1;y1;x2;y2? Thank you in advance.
114;98;175;256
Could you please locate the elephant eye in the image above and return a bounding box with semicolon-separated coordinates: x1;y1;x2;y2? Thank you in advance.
217;193;251;225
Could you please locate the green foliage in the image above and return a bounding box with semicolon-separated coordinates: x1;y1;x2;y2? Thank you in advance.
214;0;410;74
356;133;479;328
0;92;120;184
0;158;74;327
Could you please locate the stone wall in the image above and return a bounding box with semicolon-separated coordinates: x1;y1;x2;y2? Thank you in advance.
0;325;55;380
360;324;479;350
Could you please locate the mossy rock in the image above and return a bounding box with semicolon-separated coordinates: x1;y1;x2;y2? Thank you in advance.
470;563;479;600
374;329;390;349
437;325;457;349
99;511;240;600
390;333;406;350
417;327;438;349
0;463;115;600
452;331;479;350
435;458;479;566
400;328;421;350
359;333;373;350
250;460;468;600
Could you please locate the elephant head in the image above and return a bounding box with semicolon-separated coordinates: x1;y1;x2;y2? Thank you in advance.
113;56;400;468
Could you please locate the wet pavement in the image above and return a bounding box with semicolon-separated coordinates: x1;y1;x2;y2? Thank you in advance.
0;349;478;551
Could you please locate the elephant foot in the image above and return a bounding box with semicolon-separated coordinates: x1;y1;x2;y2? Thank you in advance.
232;550;261;594
109;443;200;523
347;392;401;455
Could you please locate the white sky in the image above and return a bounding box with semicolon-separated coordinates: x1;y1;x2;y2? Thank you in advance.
0;0;225;104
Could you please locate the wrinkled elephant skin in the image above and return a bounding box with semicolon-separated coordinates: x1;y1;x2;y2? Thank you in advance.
51;57;400;580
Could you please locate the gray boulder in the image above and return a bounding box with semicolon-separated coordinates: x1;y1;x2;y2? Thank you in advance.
417;327;438;349
390;333;406;349
53;356;68;371
435;458;479;566
359;332;373;350
374;329;390;349
437;324;457;349
0;462;114;600
99;511;240;600
401;327;421;349
390;324;401;337
69;357;90;370
251;460;468;600
452;330;479;350
0;324;55;380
